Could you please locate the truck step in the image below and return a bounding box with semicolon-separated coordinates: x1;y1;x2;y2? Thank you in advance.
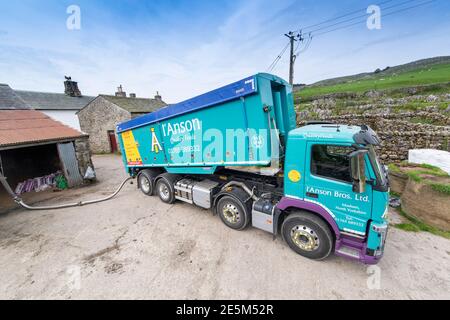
336;246;360;259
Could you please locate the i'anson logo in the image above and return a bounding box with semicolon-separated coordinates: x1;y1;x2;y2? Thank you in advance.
151;128;163;153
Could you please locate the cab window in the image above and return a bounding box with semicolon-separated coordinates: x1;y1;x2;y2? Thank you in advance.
311;145;355;183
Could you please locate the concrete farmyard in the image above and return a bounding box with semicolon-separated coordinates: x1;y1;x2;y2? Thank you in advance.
0;155;449;299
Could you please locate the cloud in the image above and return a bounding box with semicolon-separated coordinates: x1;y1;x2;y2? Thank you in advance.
1;0;449;101
0;0;298;102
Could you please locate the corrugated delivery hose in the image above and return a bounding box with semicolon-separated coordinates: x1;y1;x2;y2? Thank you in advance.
0;174;133;211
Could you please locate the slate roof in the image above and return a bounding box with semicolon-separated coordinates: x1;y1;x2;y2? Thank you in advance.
99;95;166;113
15;90;95;111
0;110;86;148
0;84;30;110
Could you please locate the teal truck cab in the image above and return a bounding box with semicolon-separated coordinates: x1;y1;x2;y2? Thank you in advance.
280;124;389;263
117;73;389;264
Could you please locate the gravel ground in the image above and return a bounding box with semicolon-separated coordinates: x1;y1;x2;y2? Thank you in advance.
0;155;449;300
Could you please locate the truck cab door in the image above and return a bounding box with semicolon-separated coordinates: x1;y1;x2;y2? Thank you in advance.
304;143;372;236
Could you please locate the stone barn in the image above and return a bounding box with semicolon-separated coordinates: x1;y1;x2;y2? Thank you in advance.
77;86;166;153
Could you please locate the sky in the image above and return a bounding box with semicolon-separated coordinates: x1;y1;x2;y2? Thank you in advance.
0;0;449;103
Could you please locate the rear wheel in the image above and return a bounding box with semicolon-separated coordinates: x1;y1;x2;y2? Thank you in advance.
216;195;250;230
138;172;153;196
281;211;334;260
155;178;175;204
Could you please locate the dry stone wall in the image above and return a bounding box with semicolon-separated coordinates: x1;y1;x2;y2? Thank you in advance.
297;112;450;162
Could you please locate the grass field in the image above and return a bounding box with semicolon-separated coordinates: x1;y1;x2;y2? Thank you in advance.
296;62;450;100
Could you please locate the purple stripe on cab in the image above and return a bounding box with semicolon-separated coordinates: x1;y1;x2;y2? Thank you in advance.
276;197;341;238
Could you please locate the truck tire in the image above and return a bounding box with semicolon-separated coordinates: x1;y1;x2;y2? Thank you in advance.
216;195;250;231
138;170;156;196
155;177;176;204
281;211;334;260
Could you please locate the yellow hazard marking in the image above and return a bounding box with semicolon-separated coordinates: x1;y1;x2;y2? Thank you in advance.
288;170;301;182
121;131;142;165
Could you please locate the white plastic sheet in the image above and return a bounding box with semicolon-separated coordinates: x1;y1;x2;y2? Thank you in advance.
84;166;96;180
408;149;450;174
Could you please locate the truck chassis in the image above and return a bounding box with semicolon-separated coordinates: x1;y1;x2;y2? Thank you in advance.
136;168;336;261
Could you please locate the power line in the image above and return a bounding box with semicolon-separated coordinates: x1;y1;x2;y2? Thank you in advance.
299;0;394;32
270;0;436;80
312;0;436;37
295;33;313;56
267;41;290;72
288;0;417;61
266;30;311;77
267;1;405;72
267;43;289;72
267;30;309;74
307;0;418;34
293;37;302;54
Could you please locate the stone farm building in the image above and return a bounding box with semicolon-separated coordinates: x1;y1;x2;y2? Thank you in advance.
0;83;94;212
77;87;166;153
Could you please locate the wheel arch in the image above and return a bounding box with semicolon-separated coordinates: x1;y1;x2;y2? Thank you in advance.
213;187;252;216
154;172;180;186
274;198;340;240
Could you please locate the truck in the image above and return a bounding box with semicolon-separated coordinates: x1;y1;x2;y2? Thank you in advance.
116;73;389;264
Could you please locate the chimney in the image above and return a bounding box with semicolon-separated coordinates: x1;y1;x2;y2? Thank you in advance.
129;93;136;98
64;76;82;97
115;85;127;97
154;91;162;101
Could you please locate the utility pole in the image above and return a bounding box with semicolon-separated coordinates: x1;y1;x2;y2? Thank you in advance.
284;31;302;85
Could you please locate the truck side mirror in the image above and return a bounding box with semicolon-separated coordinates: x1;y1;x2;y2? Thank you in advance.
350;150;368;193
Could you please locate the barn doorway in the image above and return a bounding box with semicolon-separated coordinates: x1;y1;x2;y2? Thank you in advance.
0;143;63;210
1;144;62;189
108;131;118;153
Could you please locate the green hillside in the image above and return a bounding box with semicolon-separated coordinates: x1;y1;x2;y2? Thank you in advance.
296;58;450;101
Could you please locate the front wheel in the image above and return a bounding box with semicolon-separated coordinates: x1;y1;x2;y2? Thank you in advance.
281;211;334;260
216;196;250;231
